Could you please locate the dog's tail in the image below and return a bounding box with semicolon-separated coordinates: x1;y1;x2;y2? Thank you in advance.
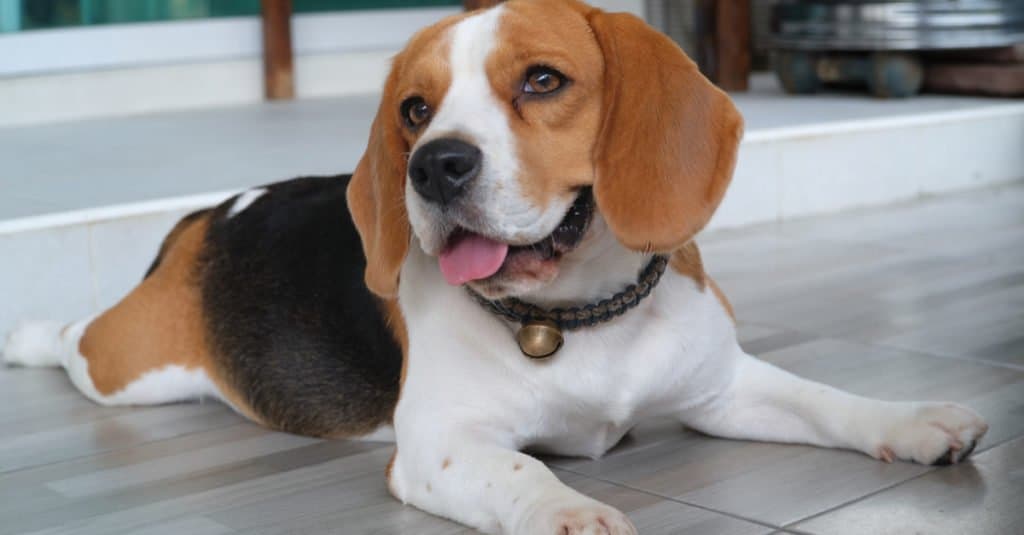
2;319;90;368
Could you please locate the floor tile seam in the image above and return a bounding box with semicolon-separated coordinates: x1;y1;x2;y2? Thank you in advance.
852;337;1024;374
734;321;1024;374
3;443;395;535
551;466;786;532
777;468;939;531
778;432;1024;531
0;417;248;478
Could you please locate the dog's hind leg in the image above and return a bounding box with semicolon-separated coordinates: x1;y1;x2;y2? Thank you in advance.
4;318;104;404
3;210;256;420
3;316;204;407
4;314;225;408
3;320;80;368
679;349;989;466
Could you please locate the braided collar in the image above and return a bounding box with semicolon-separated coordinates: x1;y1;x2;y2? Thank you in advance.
466;255;669;358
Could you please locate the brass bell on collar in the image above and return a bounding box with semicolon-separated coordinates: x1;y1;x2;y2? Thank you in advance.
516;319;563;359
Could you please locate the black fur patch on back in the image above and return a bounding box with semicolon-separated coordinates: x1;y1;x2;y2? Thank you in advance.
200;175;402;437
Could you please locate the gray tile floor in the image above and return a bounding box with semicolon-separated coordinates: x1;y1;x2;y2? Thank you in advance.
2;183;1023;534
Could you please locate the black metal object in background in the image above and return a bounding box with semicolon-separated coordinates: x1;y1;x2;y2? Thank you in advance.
770;0;1024;97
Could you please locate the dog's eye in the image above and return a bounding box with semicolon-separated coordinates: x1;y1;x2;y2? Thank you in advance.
523;66;567;95
401;97;432;129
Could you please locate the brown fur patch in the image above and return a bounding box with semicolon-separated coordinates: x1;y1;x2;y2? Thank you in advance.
348;14;462;298
78;213;259;422
381;297;409;356
708;277;736;322
489;0;605;209
381;296;410;411
669;242;707;291
387;449;398;483
670;242;735;322
144;209;208;277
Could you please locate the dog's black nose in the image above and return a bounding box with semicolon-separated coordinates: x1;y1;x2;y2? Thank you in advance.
408;138;482;205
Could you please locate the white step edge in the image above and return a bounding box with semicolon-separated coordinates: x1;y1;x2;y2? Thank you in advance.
4;101;1021;237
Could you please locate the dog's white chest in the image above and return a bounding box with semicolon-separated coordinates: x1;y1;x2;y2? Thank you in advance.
518;320;716;457
527;414;635;458
398;255;737;459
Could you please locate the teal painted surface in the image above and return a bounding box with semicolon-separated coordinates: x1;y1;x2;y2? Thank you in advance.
2;0;461;32
0;0;20;31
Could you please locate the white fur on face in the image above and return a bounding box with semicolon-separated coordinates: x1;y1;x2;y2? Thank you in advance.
405;6;574;255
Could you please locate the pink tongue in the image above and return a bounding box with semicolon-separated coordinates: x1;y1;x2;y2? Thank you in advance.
438;233;509;285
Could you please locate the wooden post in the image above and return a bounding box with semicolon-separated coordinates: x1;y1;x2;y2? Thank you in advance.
713;0;751;91
463;0;504;10
261;0;295;100
694;0;719;83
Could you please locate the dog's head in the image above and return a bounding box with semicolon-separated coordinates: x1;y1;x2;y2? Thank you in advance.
348;0;742;299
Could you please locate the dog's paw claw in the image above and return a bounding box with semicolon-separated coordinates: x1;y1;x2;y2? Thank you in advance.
932;439;978;466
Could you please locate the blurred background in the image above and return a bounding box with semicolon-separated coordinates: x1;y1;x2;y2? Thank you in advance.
3;0;1022;119
0;0;1022;333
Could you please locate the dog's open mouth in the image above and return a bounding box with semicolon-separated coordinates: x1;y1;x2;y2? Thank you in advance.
438;189;594;286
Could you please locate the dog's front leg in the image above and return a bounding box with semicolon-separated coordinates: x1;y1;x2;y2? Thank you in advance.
388;426;637;535
680;350;988;465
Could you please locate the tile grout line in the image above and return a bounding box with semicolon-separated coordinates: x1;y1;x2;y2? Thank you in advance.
779;432;1024;531
868;341;1024;373
10;446;394;535
553;431;1024;534
738;320;1024;374
777;466;942;531
86;223;100;312
839;330;1024;373
0;403;242;478
551;466;786;533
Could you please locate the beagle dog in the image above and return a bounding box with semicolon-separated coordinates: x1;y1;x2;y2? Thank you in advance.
3;1;988;533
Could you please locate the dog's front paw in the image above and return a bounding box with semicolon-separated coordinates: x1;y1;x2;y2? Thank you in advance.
515;497;637;535
878;403;988;465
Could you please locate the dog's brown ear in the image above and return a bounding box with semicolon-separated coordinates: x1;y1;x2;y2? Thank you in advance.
347;68;411;298
586;10;743;252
